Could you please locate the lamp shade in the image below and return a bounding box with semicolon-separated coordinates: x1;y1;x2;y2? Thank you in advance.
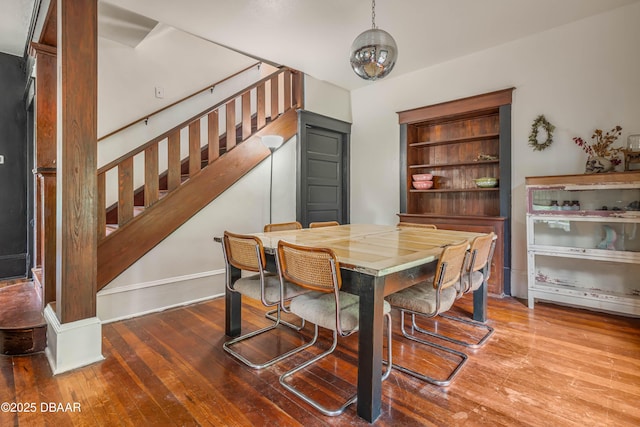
349;28;398;80
261;135;284;150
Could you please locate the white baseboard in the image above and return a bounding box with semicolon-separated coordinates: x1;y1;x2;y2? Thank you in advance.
43;303;104;375
97;269;226;324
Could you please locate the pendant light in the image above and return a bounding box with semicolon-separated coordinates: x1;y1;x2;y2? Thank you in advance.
349;0;398;81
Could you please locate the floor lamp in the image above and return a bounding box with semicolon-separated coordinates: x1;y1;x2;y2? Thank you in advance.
261;135;284;224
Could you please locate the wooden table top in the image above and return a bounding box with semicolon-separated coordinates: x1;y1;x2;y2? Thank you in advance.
252;223;487;277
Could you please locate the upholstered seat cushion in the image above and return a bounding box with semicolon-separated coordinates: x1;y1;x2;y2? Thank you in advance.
233;272;309;305
289;291;391;332
386;280;457;315
461;271;484;292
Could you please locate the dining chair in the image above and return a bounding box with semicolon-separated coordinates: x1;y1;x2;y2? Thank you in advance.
308;221;340;228
221;231;314;369
276;240;392;416
262;221;306;326
413;233;496;348
396;222;437;229
264;221;303;232
385;240;469;386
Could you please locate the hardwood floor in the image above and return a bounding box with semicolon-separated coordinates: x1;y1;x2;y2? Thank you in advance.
1;295;639;426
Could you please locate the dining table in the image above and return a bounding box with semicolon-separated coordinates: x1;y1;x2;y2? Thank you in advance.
221;223;490;422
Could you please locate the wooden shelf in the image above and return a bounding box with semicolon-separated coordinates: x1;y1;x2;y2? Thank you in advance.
409;160;499;169
398;88;514;296
409;132;499;148
410;187;499;193
529;210;640;219
530;281;640;316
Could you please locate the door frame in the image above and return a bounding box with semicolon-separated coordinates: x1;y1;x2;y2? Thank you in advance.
296;110;351;227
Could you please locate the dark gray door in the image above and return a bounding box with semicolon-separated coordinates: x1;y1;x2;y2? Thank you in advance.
0;53;30;279
297;111;351;227
306;128;343;223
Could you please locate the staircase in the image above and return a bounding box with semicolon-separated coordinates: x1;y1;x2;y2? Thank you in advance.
96;67;303;289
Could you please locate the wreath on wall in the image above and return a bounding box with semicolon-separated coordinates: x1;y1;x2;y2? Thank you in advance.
528;115;555;151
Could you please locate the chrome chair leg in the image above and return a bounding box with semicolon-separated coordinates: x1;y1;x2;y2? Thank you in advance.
411;312;494;348
391;311;468;387
280;312;393;416
280;326;354;417
223;305;316;369
380;311;393;380
265;307;306;331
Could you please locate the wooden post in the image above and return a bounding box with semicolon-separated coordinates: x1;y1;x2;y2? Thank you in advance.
55;0;98;323
39;171;57;305
30;42;57;305
292;70;304;109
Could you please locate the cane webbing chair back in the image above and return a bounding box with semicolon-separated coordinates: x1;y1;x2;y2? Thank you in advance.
223;231;265;272
432;241;469;291
264;221;303;232
308;221;340;228
396;222;437;229
277;241;341;292
468;232;495;274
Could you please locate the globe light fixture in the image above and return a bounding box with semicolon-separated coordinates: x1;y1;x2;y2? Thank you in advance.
349;0;398;81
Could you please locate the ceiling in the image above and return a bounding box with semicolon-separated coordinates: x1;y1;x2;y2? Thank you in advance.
0;0;36;57
3;0;639;90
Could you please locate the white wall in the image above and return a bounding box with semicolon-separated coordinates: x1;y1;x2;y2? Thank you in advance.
98;25;260;137
349;3;640;298
304;75;352;123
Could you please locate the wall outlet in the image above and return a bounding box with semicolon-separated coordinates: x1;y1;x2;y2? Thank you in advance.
155;86;164;99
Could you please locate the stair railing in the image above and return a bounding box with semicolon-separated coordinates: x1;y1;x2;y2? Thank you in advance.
97;62;261;142
96;67;303;239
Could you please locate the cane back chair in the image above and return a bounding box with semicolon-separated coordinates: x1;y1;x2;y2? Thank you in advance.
385;240;469;386
221;231;313;369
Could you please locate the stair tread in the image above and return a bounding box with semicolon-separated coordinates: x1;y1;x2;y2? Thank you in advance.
0;282;46;329
105;224;119;237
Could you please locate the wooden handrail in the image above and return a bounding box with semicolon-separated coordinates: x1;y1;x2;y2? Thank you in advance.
98;66;296;174
97;67;303;237
97;62;261;142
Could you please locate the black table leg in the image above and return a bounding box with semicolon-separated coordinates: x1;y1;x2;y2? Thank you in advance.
225;265;242;337
472;269;488;322
355;273;385;423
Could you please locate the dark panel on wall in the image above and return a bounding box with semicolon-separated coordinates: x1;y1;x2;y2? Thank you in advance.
0;53;29;279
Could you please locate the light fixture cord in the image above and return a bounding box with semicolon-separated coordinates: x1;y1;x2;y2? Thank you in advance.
371;0;376;29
